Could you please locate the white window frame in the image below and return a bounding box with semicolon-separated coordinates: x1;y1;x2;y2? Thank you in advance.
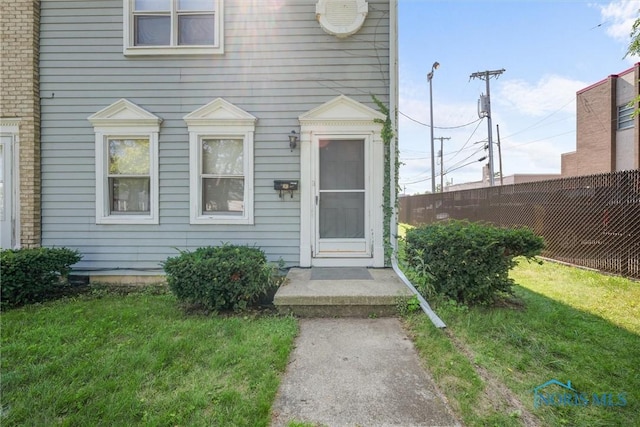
618;104;634;130
184;99;256;225
88;100;161;225
123;0;224;56
0;119;20;249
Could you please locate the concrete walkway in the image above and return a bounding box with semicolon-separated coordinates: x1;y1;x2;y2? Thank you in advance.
270;318;461;427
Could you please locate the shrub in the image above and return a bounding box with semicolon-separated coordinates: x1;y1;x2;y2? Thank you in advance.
405;220;544;305
163;244;273;311
1;247;82;309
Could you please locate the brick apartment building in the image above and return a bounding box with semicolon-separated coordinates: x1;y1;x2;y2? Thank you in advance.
0;0;41;249
562;63;640;177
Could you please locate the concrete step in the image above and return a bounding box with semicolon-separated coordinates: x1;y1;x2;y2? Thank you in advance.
274;267;413;317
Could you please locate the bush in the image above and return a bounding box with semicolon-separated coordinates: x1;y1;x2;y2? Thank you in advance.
163;244;274;311
1;247;82;309
405;220;544;305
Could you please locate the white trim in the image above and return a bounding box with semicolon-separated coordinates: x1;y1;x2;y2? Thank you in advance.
123;0;224;56
88;100;161;225
312;133;372;258
298;95;384;267
0;119;20;249
184;99;257;225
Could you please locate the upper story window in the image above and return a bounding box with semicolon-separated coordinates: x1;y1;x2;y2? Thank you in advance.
124;0;224;56
618;104;634;130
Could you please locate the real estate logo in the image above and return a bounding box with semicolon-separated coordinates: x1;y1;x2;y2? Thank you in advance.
533;379;627;408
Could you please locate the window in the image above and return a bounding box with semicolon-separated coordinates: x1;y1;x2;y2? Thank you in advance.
107;138;151;214
618;104;634;130
124;0;224;56
200;138;244;214
88;99;161;224
184;99;256;224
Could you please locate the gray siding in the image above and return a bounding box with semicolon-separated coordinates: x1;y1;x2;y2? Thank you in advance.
40;0;390;273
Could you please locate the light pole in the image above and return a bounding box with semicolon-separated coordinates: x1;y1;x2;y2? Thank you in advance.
427;61;439;193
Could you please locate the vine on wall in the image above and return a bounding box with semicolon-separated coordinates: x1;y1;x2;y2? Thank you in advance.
373;96;399;266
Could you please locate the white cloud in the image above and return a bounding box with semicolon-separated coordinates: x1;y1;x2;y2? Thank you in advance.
497;75;587;117
597;0;639;42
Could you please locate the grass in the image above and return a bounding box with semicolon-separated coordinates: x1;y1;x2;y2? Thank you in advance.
1;290;298;427
404;259;640;427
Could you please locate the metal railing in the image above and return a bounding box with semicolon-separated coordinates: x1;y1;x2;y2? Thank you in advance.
399;170;640;279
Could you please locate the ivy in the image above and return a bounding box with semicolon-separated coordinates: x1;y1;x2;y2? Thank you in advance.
373;95;399;266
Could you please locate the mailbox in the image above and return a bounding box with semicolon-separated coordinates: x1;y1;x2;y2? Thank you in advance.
274;180;299;198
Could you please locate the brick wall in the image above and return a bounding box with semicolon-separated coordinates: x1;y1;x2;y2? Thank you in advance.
0;0;41;247
561;151;578;176
575;76;616;176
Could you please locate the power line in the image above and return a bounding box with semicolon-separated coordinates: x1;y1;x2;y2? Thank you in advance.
399;111;482;129
446;145;486;171
500;97;575;141
444;156;487;175
444;118;484;164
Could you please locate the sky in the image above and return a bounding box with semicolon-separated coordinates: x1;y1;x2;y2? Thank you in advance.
398;0;640;194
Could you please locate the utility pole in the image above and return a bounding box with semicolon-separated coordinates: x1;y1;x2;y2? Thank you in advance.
496;124;504;186
427;61;440;193
434;136;451;192
470;68;505;186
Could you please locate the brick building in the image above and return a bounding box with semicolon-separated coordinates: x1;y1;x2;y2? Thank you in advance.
0;0;41;249
562;63;640;177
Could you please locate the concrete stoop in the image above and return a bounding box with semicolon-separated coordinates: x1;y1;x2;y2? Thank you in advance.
273;267;413;317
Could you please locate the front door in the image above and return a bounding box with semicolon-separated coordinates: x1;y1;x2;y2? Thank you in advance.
314;138;370;257
0;135;13;249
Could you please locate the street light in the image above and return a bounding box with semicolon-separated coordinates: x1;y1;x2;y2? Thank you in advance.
427;61;439;193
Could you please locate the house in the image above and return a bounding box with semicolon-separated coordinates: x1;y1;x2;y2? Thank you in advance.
561;63;640;176
1;0;399;281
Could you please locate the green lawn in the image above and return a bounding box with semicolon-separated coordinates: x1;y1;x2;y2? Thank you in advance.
1;291;298;427
405;259;640;427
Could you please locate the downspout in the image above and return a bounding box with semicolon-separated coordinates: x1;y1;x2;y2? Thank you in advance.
388;0;445;328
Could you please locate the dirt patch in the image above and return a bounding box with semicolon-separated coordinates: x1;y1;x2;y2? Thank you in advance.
444;329;541;427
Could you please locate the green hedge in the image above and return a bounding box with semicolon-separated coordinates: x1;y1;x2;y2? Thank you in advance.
1;247;82;309
405;220;544;305
163;244;273;311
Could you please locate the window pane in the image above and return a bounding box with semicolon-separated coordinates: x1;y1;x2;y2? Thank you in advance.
178;0;215;11
109;139;150;175
203;178;244;214
135;0;170;11
109;177;150;213
319;192;365;238
618;105;634;130
319;139;364;190
135;16;170;46
202;139;243;175
178;15;215;45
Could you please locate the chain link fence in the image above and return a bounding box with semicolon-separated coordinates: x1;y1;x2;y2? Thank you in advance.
399;170;640;279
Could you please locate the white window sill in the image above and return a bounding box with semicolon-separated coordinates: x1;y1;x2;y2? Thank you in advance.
190;216;253;225
124;46;224;56
97;215;159;225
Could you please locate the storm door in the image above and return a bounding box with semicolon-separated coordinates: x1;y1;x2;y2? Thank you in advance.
0;135;13;249
315;138;370;257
